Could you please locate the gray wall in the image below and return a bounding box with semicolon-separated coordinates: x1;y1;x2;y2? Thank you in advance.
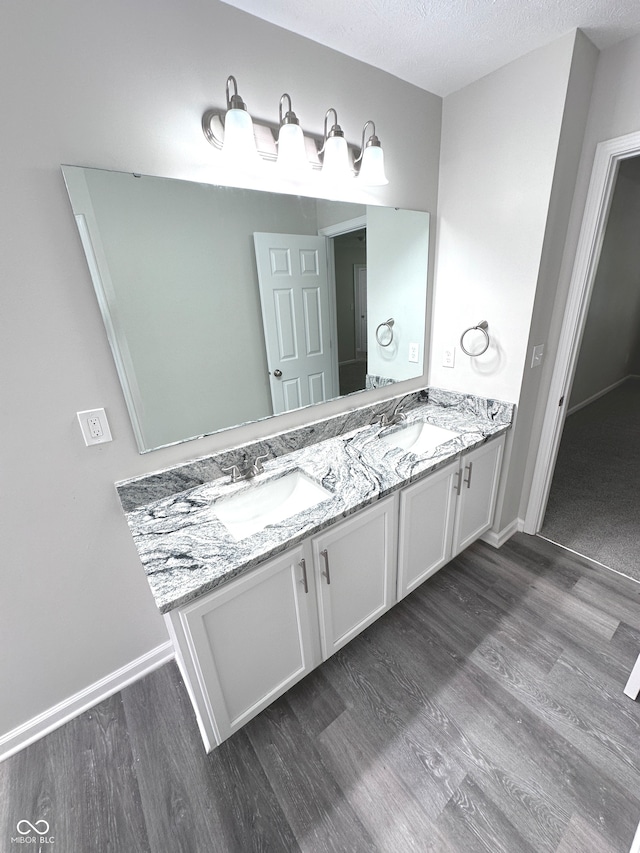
0;0;441;740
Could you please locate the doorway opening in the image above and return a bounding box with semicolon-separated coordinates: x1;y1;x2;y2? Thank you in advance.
527;135;640;584
332;228;367;395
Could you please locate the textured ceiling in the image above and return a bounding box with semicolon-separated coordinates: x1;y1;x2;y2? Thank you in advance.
220;0;640;96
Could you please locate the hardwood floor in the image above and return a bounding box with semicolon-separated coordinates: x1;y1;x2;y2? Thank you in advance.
2;533;640;852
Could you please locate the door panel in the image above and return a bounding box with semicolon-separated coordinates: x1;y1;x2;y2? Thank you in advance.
308;372;325;403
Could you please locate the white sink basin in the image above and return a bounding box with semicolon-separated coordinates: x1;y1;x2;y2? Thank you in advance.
212;470;332;540
378;421;460;456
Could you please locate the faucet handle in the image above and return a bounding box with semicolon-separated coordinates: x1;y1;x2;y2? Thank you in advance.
222;464;242;483
253;453;270;474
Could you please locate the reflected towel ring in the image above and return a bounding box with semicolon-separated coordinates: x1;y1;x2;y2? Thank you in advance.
375;318;394;347
460;320;490;356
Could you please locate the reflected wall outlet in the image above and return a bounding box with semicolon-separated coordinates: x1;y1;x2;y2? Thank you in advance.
442;346;455;368
531;344;545;368
408;342;420;363
77;408;112;446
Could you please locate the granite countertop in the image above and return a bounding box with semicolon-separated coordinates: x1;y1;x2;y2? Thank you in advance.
118;389;514;614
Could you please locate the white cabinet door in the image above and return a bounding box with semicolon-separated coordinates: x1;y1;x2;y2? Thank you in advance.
311;495;398;659
396;459;459;600
166;545;320;750
452;436;504;556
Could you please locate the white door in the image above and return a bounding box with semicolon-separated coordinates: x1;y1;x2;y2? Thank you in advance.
254;232;335;414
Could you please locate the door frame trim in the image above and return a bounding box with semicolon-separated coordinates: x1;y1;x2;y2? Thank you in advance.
524;129;640;533
319;216;367;395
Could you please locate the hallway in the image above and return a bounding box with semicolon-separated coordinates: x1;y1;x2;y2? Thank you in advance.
540;378;640;584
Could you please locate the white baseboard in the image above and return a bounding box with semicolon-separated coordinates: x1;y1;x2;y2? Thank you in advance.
481;517;523;549
567;374;637;416
630;819;640;853
0;640;174;763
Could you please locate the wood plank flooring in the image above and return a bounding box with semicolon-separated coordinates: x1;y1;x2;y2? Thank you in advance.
1;533;640;852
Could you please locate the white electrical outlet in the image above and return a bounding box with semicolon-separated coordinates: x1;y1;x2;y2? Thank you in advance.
408;342;420;363
77;408;113;446
442;346;455;368
531;344;545;368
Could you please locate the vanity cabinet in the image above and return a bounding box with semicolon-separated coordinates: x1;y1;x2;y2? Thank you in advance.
397;435;504;600
310;495;398;659
165;545;321;752
166;437;503;752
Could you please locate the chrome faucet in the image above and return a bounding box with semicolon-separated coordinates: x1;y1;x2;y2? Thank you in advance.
389;401;406;424
222;453;270;483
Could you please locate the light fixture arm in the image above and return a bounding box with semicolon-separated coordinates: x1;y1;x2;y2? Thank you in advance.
319;108;344;155
354;120;380;165
279;93;299;127
226;75;247;112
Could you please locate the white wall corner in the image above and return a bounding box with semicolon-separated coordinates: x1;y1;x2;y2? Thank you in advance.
481;517;524;549
0;641;174;764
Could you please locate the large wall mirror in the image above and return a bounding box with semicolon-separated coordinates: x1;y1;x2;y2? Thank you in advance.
62;165;430;452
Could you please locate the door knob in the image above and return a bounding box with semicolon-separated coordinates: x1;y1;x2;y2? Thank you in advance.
273;369;282;378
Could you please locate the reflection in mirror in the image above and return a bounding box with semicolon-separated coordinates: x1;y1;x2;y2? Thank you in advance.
62;166;429;452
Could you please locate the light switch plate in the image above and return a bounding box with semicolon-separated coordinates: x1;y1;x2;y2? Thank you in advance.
408;342;420;363
77;408;113;445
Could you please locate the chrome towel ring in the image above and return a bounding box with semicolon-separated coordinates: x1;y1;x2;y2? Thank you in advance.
375;318;394;347
460;320;490;356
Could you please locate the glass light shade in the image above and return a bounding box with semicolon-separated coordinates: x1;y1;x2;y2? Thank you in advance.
222;107;261;168
321;135;353;182
358;144;388;186
277;123;311;178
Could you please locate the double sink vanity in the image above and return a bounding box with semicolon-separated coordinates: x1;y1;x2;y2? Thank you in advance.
117;387;514;752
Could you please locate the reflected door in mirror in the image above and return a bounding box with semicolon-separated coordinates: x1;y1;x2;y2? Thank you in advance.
254;232;335;414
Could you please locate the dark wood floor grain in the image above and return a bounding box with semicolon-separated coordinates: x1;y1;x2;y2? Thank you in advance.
2;533;639;852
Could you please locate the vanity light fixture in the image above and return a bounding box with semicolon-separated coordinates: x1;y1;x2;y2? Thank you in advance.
354;121;389;186
319;108;353;183
276;93;311;178
201;76;389;187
